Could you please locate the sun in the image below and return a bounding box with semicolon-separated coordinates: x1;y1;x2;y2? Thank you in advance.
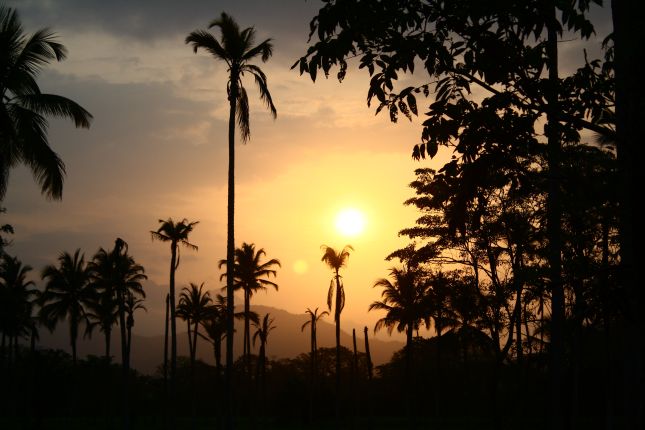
335;208;366;237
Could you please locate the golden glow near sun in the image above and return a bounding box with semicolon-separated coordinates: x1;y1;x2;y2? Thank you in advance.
335;208;366;237
293;259;309;274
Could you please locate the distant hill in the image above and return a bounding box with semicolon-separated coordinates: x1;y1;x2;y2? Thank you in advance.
36;305;403;375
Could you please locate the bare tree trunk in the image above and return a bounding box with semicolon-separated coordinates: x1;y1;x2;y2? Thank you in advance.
225;67;240;430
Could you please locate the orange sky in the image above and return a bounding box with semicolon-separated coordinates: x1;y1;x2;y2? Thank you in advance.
3;0;612;341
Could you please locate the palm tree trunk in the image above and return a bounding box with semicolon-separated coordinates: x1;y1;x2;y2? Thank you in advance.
334;272;342;424
245;289;251;373
163;293;169;429
225;68;239;430
546;5;564;430
105;327;111;360
70;317;78;366
118;292;130;430
187;319;194;362
363;327;373;381
169;244;178;391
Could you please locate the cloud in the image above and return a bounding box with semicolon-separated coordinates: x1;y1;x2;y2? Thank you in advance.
8;0;320;47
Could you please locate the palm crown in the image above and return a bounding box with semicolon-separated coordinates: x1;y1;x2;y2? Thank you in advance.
185;12;276;142
0;6;92;200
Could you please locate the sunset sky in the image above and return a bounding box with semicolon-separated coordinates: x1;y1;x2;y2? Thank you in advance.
3;0;612;341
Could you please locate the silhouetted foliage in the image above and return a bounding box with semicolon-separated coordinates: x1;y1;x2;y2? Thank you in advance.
0;5;92;200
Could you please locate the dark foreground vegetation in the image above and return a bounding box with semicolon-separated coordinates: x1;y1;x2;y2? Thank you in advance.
1;0;643;429
0;335;621;429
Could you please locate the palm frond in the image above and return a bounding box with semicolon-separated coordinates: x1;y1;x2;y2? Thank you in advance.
236;85;250;141
15;94;92;128
247;65;277;119
185;30;230;64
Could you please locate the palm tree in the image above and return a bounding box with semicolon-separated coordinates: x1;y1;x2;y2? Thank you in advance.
89;239;146;430
150;218;198;402
89;239;146;370
218;242;280;365
202;293;228;377
177;282;213;368
125;293;146;367
40;249;93;365
0;254;39;363
0;6;92;200
320;244;353;421
186;14;277;410
301;307;328;422
252;313;276;405
85;283;118;359
301;306;329;367
369;266;429;385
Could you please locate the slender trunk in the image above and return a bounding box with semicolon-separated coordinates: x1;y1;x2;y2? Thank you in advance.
163;295;169;430
187;319;194;362
245;290;250;373
363;327;373;380
70;318;78;366
215;337;222;376
118;291;130;430
334;271;342;424
406;325;413;421
546;5;564;430
309;318;315;423
225;68;239;430
192;321;199;365
163;293;169;407
352;328;358;421
612;2;642;429
105;327;111;360
169;242;178;416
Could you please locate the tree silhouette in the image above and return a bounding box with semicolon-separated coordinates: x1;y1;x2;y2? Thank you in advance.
40;249;93;365
0;6;92;200
202;293;228;377
370;266;429;385
218;242;280;369
150;217;198;410
89;239;146;430
320;244;352;421
186;15;277;417
296;3;615;427
85;277;118;359
0;254;38;363
301;307;328;422
177;282;213;369
252;312;275;408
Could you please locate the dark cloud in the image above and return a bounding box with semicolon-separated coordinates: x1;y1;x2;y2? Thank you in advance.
7;0;319;50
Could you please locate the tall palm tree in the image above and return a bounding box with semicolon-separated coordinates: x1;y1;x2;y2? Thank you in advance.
218;242;280;364
321;244;353;421
369;266;429;385
40;249;93;365
150;218;198;402
186;14;277;411
0;6;92;200
0;254;38;362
